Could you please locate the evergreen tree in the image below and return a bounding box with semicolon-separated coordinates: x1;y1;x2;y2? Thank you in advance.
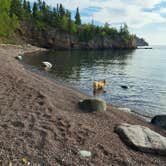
23;0;31;17
75;7;81;25
59;4;65;18
51;7;58;27
67;11;72;33
27;1;31;14
32;2;38;18
10;0;23;18
23;0;27;10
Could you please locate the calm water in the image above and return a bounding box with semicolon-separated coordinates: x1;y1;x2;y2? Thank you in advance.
23;46;166;118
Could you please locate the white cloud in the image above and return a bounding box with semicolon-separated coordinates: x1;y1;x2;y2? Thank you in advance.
159;7;166;14
88;0;166;28
30;0;166;28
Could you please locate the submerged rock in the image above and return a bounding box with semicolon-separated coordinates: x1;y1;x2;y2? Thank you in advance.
115;123;166;155
151;115;166;129
78;98;107;112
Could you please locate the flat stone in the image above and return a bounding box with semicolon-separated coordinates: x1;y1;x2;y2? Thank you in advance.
151;115;166;129
118;107;131;113
115;123;166;155
79;150;91;157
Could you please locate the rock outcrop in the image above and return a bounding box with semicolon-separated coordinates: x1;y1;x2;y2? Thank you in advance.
134;36;149;46
78;98;107;112
115;123;166;155
151;115;166;129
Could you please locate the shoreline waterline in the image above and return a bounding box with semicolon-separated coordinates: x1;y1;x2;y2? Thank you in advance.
22;56;152;122
22;47;166;118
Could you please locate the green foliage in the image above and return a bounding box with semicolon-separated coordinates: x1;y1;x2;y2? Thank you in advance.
23;0;31;18
75;7;81;25
10;0;23;18
0;0;19;37
119;23;130;44
59;4;65;18
61;15;68;31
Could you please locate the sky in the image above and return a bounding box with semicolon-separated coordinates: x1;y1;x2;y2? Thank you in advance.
29;0;166;45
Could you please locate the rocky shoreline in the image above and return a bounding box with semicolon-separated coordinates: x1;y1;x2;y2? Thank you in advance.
0;44;166;165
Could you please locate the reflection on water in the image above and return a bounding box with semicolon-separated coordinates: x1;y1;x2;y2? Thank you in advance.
23;48;166;117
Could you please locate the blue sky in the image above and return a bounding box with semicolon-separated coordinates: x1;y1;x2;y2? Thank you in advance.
29;0;166;45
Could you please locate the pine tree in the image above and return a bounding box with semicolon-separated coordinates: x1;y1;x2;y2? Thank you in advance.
27;1;31;14
23;0;27;10
10;0;23;18
32;2;38;18
75;7;81;25
67;10;72;33
59;4;65;18
23;0;31;17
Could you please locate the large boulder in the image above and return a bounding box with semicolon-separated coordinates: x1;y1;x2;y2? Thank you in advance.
115;123;166;155
151;115;166;129
78;98;107;112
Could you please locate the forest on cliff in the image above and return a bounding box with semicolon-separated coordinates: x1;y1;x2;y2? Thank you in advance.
0;0;146;48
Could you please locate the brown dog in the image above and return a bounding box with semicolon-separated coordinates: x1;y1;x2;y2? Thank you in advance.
93;79;107;90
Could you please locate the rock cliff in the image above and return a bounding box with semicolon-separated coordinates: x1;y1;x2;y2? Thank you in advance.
17;23;137;50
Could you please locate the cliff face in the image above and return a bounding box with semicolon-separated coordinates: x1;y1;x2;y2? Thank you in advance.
18;23;137;50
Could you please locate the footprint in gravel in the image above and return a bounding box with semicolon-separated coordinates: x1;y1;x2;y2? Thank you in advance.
37;92;45;100
37;129;47;150
43;114;51;119
75;129;90;145
29;114;36;129
55;117;72;140
12;121;25;128
96;144;110;156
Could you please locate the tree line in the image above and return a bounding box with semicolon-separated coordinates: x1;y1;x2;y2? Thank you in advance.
0;0;132;44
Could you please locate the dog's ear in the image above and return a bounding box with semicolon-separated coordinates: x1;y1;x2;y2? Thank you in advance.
103;79;107;83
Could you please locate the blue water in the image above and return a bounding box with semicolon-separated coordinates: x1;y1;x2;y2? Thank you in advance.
23;46;166;118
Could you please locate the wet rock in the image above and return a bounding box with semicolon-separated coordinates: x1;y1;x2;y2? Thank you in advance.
115;123;166;155
78;98;107;112
41;62;52;70
121;85;128;89
79;150;91;157
15;55;22;61
118;107;131;113
151;115;166;129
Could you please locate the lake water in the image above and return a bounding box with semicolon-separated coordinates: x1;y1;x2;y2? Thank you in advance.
23;46;166;118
